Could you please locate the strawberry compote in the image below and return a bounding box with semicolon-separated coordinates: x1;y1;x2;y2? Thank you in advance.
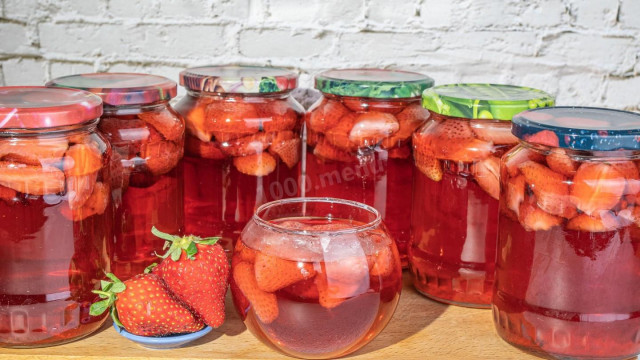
230;198;402;359
0;87;111;347
305;69;434;267
48;73;185;280
494;107;640;359
409;84;554;307
176;66;304;253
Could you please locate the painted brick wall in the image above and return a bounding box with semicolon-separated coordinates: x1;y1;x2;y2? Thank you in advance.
0;0;639;110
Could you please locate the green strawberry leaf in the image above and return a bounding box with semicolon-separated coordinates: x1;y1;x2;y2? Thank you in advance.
111;282;126;293
110;307;124;329
198;237;220;245
186;242;198;259
105;272;121;284
171;247;181;261
144;263;158;274
100;280;112;293
89;299;110;316
151;226;178;242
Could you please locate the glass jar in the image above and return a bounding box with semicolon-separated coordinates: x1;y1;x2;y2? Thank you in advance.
230;197;402;359
494;107;640;359
175;65;304;252
409;84;555;307
0;87;112;347
305;69;434;267
47;73;185;280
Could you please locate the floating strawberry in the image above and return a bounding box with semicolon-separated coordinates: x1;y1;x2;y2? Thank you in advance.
325;112;357;152
269;137;301;168
348;112;399;147
63;143;103;177
504;147;545;177
505;175;526;217
524;130;559;147
221;132;271;157
546;149;577;177
89;273;204;337
313;138;355;163
571;162;625;215
519;160;576;218
232;261;279;324
307;99;349;133
0;138;68;167
205;101;260;136
233;152;277;176
472;156;500;200
61;181;109;221
387;145;411;159
150;227;230;328
414;151;442;182
380;104;428;148
66;172;97;209
185;135;226;160
254;251;315;292
567;212;619;232
142;140;182;176
255;101;299;133
470;121;518;145
0;161;65;195
138;109;185;142
518;200;563;231
610;161;640;196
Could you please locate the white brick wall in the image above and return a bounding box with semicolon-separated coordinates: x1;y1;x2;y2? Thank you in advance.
0;0;639;110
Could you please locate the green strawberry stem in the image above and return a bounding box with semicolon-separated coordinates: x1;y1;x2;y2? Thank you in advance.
151;226;220;262
89;272;126;329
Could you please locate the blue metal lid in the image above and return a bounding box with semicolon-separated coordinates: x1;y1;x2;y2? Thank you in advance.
512;106;640;151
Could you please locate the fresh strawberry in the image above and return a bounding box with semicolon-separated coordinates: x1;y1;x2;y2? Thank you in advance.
0;161;65;195
313;138;355;163
142;140;182;176
470;121;518;145
63;143;103;177
505;175;526;217
253;251;315;292
387;145;411;159
610;161;640;196
137;108;185;142
185;135;226;160
0;138;68;167
523;130;559;147
519;161;576;218
269;137;301;168
567;212;619;232
255;101;299;133
307;99;349;133
380;104;428;148
89;273;204;336
66;172;97;209
414;151;442;182
150;227;230;328
571;162;625;215
518;200;563;231
61;181;109;221
233;152;277;176
205;101;261;136
472;156;500;200
504;147;545;177
546;149;577;177
221;132;271;157
348;112;399;147
325;112;357;152
233;261;279;324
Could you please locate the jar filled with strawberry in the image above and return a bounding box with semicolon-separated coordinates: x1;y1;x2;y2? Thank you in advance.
410;84;554;307
306;69;434;266
494;107;640;360
0;87;112;347
174;66;304;253
47;73;185;280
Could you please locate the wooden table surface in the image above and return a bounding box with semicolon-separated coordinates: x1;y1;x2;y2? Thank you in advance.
0;273;551;360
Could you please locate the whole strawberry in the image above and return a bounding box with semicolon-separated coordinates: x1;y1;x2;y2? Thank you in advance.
150;227;230;328
89;273;204;336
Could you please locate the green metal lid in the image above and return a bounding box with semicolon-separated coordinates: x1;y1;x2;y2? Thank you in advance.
422;83;555;121
315;69;434;99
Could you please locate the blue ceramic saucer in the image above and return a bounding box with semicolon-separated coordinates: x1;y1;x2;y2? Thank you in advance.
112;323;212;349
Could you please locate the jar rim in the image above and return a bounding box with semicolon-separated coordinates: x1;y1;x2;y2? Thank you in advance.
180;65;298;94
253;197;382;236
